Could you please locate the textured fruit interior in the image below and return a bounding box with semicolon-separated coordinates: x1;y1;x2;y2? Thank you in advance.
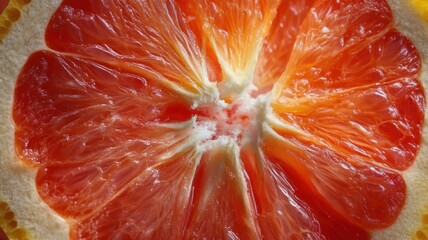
8;0;428;239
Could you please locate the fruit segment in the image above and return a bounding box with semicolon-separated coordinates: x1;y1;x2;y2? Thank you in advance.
271;0;424;170
179;0;281;99
276;30;421;98
274;0;393;92
273;0;394;100
267;0;424;230
263;116;406;229
240;144;322;239
35;119;195;218
13;51;196;217
241;144;370;239
272;78;424;170
71;147;200;240
252;0;315;95
185;141;258;239
45;0;217;104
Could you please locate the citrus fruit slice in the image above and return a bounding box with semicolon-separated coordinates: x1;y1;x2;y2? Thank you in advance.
1;0;428;239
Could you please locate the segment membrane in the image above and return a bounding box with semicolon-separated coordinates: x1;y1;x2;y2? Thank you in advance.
272;77;424;170
270;0;424;171
13;51;196;217
274;0;394;99
180;0;281;99
46;0;217;104
240;144;323;239
71;147;200;240
253;0;315;95
185;140;259;239
263;114;407;229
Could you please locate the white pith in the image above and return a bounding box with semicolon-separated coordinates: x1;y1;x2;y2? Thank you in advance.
193;92;268;150
0;1;426;240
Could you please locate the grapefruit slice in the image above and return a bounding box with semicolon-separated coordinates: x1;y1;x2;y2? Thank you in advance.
0;0;428;239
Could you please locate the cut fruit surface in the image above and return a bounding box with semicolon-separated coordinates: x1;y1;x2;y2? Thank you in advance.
178;0;281;99
253;0;315;95
71;146;200;239
185;141;258;239
7;0;427;239
45;0;217;104
14;50;198;218
263;117;407;229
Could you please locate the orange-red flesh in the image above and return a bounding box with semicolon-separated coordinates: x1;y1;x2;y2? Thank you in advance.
12;0;425;239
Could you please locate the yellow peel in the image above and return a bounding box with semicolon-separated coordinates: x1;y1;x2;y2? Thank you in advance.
410;0;428;23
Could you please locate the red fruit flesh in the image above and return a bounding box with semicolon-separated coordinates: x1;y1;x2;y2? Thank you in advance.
12;0;425;239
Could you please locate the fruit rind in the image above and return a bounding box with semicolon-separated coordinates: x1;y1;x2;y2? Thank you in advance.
0;0;68;240
372;0;428;239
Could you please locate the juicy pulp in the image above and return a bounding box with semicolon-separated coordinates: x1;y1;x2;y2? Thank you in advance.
12;0;425;239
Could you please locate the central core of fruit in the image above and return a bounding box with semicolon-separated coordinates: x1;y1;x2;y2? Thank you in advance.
196;95;264;145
